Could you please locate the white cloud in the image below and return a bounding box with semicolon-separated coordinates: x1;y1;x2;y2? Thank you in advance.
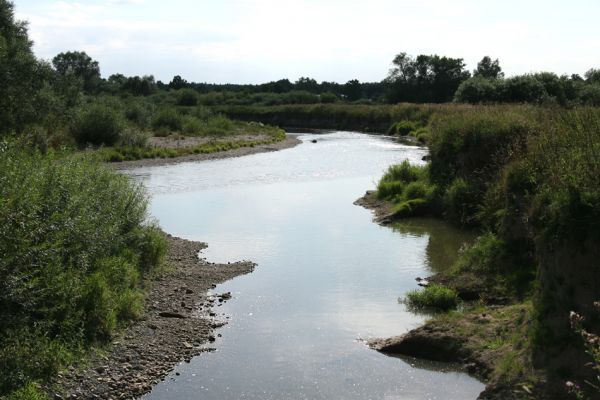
14;0;600;83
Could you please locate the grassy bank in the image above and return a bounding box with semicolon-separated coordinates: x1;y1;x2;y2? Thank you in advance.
96;124;285;163
0;143;167;399
372;105;600;398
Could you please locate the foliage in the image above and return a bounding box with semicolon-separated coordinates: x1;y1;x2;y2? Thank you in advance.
0;144;166;395
0;0;50;135
151;108;183;132
52;51;100;93
387;120;418;136
71;103;124;146
473;56;504;79
405;284;459;311
176;88;199;106
385;52;471;103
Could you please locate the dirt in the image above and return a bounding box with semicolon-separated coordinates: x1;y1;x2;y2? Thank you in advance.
49;235;255;400
109;135;301;170
353;190;398;225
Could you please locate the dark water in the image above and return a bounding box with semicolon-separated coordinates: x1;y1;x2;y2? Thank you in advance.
126;132;484;399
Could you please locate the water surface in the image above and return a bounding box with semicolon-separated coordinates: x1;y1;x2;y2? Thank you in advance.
127;132;484;399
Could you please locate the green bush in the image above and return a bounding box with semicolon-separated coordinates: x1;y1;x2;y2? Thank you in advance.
71;104;124;146
182;116;204;135
443;178;480;226
405;284;458;311
152;108;182;131
0;144;166;395
118;128;149;147
176;89;199;106
320;92;338;103
388;120;418;136
379;160;423;184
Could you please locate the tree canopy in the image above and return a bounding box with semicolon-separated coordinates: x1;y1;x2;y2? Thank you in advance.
52;51;101;93
384;52;471;103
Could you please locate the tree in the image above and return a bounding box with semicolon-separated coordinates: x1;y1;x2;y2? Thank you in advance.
473;56;504;79
294;77;319;93
585;68;600;84
122;75;157;96
344;79;363;101
385;52;470;103
168;75;188;90
52;51;101;93
0;0;49;134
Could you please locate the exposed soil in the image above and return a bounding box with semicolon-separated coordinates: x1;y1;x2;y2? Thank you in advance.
49;235;255;400
109;135;301;170
353;190;397;225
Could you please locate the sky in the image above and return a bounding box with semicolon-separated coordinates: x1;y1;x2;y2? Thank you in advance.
13;0;600;84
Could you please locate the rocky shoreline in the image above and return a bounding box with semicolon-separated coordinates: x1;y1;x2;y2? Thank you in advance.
49;235;255;399
109;135;301;170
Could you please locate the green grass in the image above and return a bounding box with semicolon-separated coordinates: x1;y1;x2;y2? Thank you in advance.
405;284;459;311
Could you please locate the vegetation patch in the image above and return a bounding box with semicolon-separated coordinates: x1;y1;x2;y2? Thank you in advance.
0;144;166;397
405;284;459;311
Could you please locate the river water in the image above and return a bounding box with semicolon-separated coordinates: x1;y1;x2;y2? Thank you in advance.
127;132;485;400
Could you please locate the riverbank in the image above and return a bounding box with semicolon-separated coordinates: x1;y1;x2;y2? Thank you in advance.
356;192;550;399
49;234;255;399
108;135;301;169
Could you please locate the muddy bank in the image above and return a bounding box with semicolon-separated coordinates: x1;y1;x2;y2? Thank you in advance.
109;135;301;170
50;235;255;400
353;190;397;225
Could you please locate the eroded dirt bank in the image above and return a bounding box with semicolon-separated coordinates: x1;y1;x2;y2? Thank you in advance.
50;235;254;399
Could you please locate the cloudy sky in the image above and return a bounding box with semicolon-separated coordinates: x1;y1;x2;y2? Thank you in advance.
14;0;600;84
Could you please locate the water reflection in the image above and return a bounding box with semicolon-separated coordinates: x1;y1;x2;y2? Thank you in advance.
131;132;484;400
390;218;477;274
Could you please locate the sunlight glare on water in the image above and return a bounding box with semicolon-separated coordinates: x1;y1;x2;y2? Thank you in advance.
125;132;485;400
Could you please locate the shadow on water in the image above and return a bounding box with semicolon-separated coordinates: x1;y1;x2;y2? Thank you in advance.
390;217;478;274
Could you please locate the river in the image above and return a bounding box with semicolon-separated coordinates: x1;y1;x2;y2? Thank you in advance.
126;132;485;399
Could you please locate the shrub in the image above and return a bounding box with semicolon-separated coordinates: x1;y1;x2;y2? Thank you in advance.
320;92;338;103
176;89;199;106
379;160;423;184
388;120;418;136
405;284;458;311
182;116;204;135
71;104;124;146
125;102;153;128
0;144;166;395
118;128;149;147
152;108;182;131
454;76;500;103
443;178;480;226
377;181;405;200
203;114;235;136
